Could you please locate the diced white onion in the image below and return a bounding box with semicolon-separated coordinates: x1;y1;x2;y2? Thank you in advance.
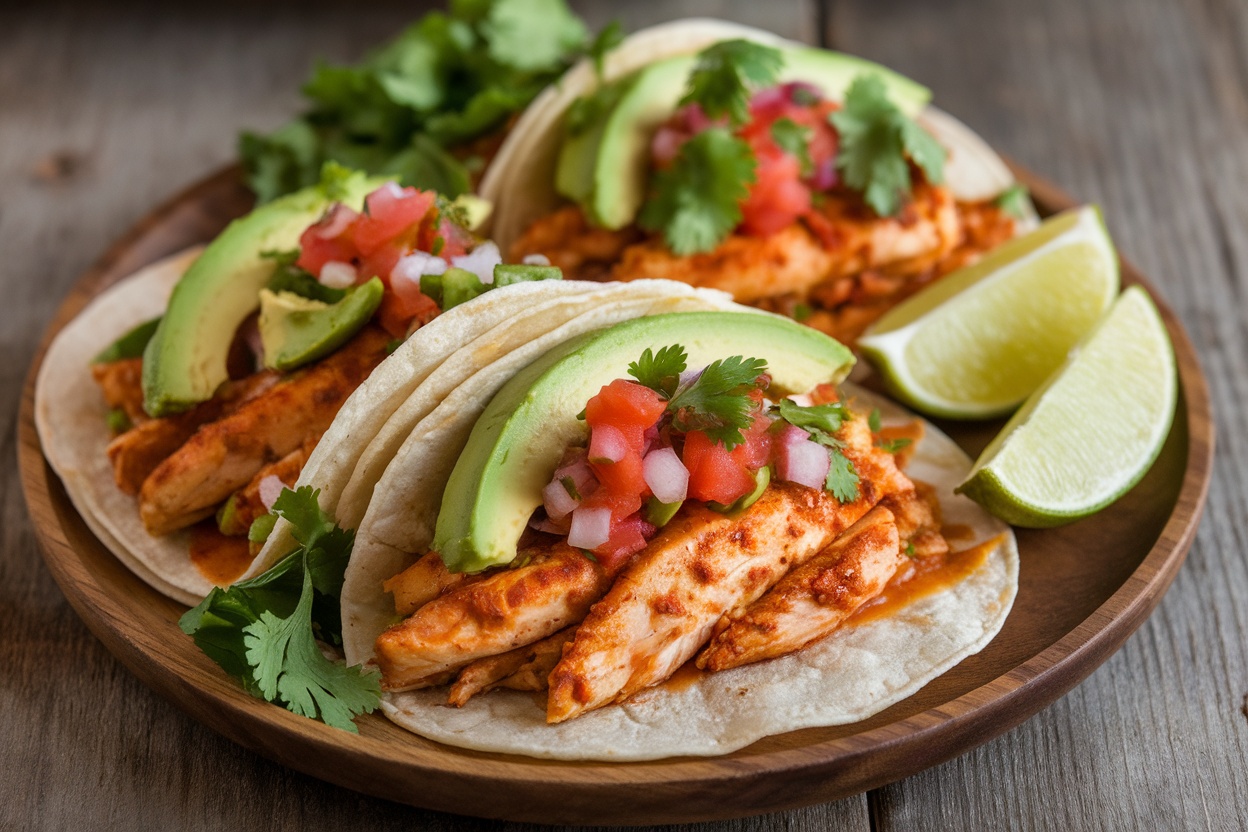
776;424;830;489
588;424;628;464
643;447;688;504
315;205;356;240
542;478;581;521
319;260;357;289
391;251;447;285
567;506;612;550
522;253;551;266
451;241;502;284
258;475;285;511
786;392;814;408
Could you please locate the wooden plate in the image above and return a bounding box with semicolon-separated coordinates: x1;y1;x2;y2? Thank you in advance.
18;165;1214;825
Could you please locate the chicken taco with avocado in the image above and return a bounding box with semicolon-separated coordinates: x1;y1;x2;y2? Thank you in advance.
35;163;735;605
324;307;1018;760
481;19;1038;344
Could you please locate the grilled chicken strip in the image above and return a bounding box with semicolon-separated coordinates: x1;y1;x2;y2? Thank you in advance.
697;504;903;672
138;327;390;535
383;550;479;618
546;421;910;724
447;628;576;707
216;431;322;536
92;358;148;427
374;544;610;692
106;370;279;495
883;481;948;560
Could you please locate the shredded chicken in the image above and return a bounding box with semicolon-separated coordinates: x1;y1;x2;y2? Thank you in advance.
216;431;323;536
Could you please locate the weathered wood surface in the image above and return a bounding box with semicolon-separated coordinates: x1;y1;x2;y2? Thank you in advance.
0;0;1241;830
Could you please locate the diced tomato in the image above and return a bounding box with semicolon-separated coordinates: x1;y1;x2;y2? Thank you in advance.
434;216;477;259
356;244;403;285
732;411;775;470
581;486;643;524
593;514;657;571
584;380;667;447
740;150;810;237
354;186;435;256
589;450;648;509
295;204;359;275
376;289;439;338
682;430;756;505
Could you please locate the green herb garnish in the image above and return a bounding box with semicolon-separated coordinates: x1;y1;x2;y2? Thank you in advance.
627;344;688;399
180;486;380;732
995;183;1032;219
680;39;784;126
105;408;131;433
668;354;769;449
638;127;756;255
777;399;860;502
830;73;946;217
904;541;917;558
770;117;813;176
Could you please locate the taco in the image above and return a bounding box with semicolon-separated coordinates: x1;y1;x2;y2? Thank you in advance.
336;308;1018;760
480;19;1038;344
35;163;736;604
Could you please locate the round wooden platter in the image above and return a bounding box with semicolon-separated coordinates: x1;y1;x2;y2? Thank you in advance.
18;165;1214;826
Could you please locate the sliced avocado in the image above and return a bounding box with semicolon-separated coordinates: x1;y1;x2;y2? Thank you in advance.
432;310;855;572
707;465;770;514
563;44;932;231
141;166;385;416
493;263;563;285
258;277;384;372
93;317;161;364
642;496;683;528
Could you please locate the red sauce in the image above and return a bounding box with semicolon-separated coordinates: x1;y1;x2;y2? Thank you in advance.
189;521;254;586
846;533;1003;627
660;660;706;693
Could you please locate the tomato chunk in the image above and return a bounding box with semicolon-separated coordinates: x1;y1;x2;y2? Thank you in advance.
683;430;756;505
354;186;435;256
585;379;667;446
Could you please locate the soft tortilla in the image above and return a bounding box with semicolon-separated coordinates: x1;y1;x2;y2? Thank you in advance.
347;370;1017;760
481;18;1033;253
339;283;743;664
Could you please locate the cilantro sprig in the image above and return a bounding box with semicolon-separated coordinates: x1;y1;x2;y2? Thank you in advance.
777;399;860;502
830;73;946;217
179;486;380;732
627;345;687;399
638;128;756;255
241;0;602;203
680;39;784;126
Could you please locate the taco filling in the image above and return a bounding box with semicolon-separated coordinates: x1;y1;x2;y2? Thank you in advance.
504;38;1023;343
370;342;956;723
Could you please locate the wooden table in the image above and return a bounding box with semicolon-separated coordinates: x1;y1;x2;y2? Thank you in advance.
4;0;1244;828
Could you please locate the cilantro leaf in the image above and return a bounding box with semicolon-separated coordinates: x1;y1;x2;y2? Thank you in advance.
868;407;882;433
638;128;756;255
778;398;851;436
627;344;688;399
995;183;1032;219
830;74;946;216
179;487;378;731
668;355;768;449
770;117;813;176
245;568;381;733
876;436;913;454
680;39;784;126
904;541;917;558
825;446;861;502
587;20;624;78
481;0;588;72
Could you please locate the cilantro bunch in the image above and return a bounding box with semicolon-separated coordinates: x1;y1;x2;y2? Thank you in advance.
241;0;609;203
180;487;380;732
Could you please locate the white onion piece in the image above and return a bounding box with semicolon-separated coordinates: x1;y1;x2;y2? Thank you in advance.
568;506;612;550
776;425;830;489
643;447;688;504
315;205;357;239
786;392;814;408
258;475;285;511
391;251;447;284
522;253;551;266
554;455;597;497
542;478;581;520
588;424;628;464
319;260;357;289
451;241;502;284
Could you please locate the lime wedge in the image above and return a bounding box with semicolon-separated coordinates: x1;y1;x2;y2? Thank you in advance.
859;206;1119;418
955;286;1177;527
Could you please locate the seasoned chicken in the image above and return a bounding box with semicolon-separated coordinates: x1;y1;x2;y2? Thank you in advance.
883;481;948;560
383;550;479;618
106;370;279;495
138;327;390;535
216;431;322;536
546;419;911;724
697;504;902;672
91;358;148;426
447;628;576;707
374;544;610;692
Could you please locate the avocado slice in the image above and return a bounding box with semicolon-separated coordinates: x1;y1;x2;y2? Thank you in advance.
258;277;384;372
432;310;855;572
141;166;385;416
558;45;932;231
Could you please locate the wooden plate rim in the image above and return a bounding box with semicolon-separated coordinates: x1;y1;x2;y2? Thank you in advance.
17;163;1215;825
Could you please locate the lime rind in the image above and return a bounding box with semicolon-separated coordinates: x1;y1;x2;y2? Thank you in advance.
956;286;1177;527
859;206;1119;419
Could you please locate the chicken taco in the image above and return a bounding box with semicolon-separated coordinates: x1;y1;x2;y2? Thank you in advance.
481;19;1038;344
335;308;1018;760
35;164;734;605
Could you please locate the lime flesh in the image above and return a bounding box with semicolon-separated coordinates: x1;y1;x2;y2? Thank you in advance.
859;206;1119;419
955;286;1177;527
